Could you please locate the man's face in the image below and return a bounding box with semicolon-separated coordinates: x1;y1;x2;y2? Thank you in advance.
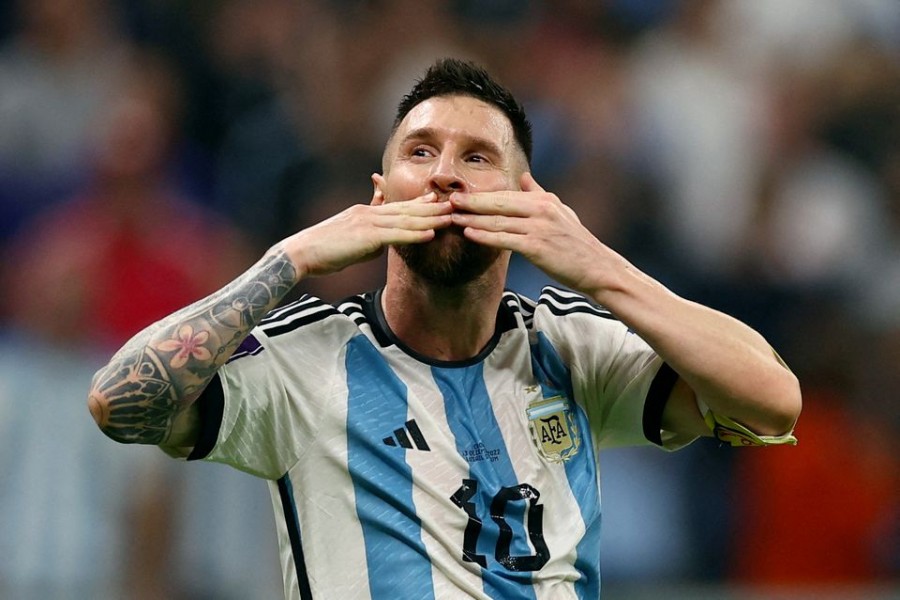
375;95;525;287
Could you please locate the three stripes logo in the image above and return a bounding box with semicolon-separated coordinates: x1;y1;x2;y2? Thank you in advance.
383;419;431;451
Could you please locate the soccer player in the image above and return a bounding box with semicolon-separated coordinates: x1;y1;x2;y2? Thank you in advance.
88;58;801;599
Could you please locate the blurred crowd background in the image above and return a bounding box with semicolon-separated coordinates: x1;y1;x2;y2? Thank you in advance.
0;0;897;598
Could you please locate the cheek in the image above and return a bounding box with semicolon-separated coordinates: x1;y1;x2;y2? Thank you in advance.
383;174;427;202
384;183;428;204
468;172;517;193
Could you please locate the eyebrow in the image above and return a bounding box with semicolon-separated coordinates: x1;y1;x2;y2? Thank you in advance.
400;127;505;159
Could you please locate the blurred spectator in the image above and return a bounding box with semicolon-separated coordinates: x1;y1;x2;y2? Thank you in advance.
0;0;129;241
213;0;471;254
0;1;898;597
209;0;317;249
717;0;900;74
0;44;277;600
2;48;252;349
736;63;890;300
831;42;900;327
628;0;767;280
0;330;174;600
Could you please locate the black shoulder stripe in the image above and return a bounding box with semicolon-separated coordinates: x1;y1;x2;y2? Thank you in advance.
503;291;534;328
541;303;617;319
260;295;324;325
541;286;608;310
338;297;368;329
506;291;536;328
539;287;616;320
260;303;340;337
506;291;537;315
337;296;367;319
502;290;521;303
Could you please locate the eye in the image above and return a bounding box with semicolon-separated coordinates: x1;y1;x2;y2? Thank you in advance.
411;146;433;158
466;153;489;164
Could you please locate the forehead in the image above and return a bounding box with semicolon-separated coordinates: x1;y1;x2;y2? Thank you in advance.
393;95;515;151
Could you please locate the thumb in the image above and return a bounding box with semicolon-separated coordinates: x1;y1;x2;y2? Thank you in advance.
521;171;545;193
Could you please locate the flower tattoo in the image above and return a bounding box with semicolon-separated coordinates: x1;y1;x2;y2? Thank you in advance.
156;325;212;369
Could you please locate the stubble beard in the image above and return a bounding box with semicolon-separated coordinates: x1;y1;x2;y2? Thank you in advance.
395;226;501;288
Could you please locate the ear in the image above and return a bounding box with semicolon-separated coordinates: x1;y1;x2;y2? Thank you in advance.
371;173;386;206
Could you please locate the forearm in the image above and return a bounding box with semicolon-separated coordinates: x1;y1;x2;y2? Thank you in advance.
88;246;298;445
588;253;801;436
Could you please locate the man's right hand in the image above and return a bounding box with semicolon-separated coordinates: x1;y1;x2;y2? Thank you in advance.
283;192;453;278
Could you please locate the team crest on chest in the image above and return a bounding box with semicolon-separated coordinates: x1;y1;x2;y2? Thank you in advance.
526;394;580;463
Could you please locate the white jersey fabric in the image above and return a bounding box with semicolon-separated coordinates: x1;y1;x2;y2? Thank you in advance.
186;286;695;600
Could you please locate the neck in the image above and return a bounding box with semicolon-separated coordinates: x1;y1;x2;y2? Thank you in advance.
381;258;507;362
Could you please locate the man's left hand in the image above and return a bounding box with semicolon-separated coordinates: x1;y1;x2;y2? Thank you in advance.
449;172;609;295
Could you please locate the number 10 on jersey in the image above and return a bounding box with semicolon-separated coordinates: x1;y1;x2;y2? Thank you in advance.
450;478;550;572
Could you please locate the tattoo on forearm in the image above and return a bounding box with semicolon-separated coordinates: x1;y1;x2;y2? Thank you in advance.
93;251;297;444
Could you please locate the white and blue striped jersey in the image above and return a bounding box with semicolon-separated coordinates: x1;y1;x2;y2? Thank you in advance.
186;286;696;599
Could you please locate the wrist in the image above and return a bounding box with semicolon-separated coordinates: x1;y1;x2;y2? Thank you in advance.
581;254;642;306
271;236;308;282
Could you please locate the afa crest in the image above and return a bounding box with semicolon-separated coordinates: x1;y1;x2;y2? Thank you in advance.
526;395;580;463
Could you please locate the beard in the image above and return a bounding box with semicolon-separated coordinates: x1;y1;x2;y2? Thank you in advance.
395;226;501;287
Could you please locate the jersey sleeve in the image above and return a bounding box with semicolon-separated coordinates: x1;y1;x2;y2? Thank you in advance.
533;288;697;451
182;308;353;479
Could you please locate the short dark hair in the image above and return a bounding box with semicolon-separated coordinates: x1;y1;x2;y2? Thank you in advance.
391;58;533;166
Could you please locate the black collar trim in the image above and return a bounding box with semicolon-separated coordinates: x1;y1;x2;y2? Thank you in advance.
361;288;519;368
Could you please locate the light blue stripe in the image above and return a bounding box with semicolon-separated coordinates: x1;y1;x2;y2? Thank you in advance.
533;332;601;600
345;336;435;600
526;401;567;418
434;364;538;600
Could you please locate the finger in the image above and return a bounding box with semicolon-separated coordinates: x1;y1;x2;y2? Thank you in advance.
381;227;440;245
521;172;545;193
373;190;437;207
377;198;452;220
378;212;453;232
374;196;453;233
460;226;524;252
450;211;527;234
394;191;438;204
450;190;531;217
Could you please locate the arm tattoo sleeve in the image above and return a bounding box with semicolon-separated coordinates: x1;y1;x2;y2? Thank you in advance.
91;250;297;445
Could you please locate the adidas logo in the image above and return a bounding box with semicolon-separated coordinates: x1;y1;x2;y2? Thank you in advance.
383;419;431;451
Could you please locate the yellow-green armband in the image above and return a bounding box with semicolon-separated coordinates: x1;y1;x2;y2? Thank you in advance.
703;410;798;447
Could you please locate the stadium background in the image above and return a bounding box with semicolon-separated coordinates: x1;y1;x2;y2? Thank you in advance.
0;0;897;598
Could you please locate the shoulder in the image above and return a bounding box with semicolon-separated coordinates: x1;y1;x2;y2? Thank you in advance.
255;292;370;339
506;285;617;324
537;286;617;319
253;291;382;341
256;294;341;338
504;286;631;364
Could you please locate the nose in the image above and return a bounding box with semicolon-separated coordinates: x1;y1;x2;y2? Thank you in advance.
428;153;467;195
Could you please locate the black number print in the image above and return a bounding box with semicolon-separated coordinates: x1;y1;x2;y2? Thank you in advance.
450;479;550;572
